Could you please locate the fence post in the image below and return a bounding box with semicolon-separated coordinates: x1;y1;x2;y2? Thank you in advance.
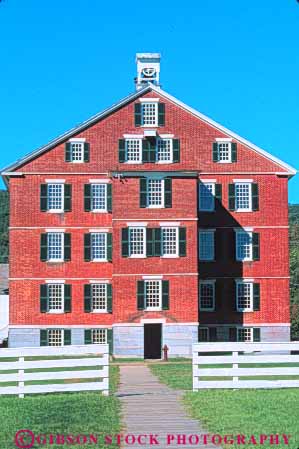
18;357;25;398
192;349;198;391
102;351;109;396
232;351;238;384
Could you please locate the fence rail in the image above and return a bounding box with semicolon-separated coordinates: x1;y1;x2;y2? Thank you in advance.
193;342;299;390
0;344;109;397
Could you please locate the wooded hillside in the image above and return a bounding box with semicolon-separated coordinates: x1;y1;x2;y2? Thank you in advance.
0;190;298;337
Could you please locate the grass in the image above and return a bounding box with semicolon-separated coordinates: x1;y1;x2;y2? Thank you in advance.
0;366;121;449
150;362;299;449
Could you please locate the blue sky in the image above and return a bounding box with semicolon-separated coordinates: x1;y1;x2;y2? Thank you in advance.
0;0;298;202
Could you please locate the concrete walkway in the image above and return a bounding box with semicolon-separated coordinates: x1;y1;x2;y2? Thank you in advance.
116;365;220;449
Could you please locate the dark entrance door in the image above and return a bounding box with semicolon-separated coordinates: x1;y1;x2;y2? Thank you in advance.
144;324;162;359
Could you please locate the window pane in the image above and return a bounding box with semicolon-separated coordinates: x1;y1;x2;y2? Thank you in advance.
91;329;107;344
237;283;252;310
235;183;251;210
126;139;142;162
48;329;63;346
162;228;177;255
48;284;63;311
145;281;161;309
71;142;84;162
199;183;215;211
91;233;106;260
218;142;231;161
48;184;63;210
147;179;163;206
91;184;106;211
200;283;214;309
142;103;157;126
238;328;252;342
129;228;145;256
199;232;214;260
237;232;252;260
48;233;63;260
198;328;209;342
157;139;172;162
91;284;107;311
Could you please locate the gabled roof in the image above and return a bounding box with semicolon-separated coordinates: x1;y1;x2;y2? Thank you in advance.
1;83;297;176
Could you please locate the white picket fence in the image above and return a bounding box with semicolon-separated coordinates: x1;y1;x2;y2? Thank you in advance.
193;342;299;390
0;344;109;398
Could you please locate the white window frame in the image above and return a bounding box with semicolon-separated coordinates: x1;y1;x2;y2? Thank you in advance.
90;183;107;213
156;138;173;163
125;138;143;163
236;231;253;261
161;226;179;258
91;328;108;344
91;232;107;262
91;284;108;313
144;279;162;311
237;327;254;342
198;327;209;342
47;329;64;346
199;281;215;311
129;227;146;258
199;182;215;212
236;281;253;312
199;230;215;261
234;182;252;212
69;140;85;163
47;183;64;213
141;102;158;127
216;140;232;163
47;283;64;314
147;178;165;208
47;232;64;263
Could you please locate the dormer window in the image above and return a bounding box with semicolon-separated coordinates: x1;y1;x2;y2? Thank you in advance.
65;139;90;163
213;139;237;163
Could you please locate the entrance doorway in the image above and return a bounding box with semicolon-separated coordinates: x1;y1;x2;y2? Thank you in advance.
144;324;162;359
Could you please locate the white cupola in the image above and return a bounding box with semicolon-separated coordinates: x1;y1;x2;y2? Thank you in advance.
135;53;161;90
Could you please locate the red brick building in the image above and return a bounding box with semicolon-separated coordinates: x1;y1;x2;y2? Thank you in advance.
1;54;296;357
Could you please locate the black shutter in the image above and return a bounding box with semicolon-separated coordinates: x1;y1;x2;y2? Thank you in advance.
252;233;260;261
40;233;48;262
107;233;112;262
209;327;217;342
40;184;48;212
65;142;72;162
162;280;169;310
253;283;260;311
212;142;219;162
64;233;71;261
64;284;72;313
164;178;172;208
118;139;126;163
84;234;91;262
140;178;147;208
252;183;259;211
172;139;180;163
215;230;221;261
158;103;165;126
40;329;48;346
149;138;156;162
84;284;92;312
40;284;48;313
229;327;237;342
215;280;222;312
253;328;261;342
134;103;142;127
64;329;71;345
137;281;145;310
228;184;236;211
231;142;237;162
107;184;112;213
84;329;92;344
121;228;129;257
154;228;162;256
215;184;222;207
107;284;112;313
107;329;113;355
142;139;150;163
84;142;90;162
179;227;186;257
232;281;237;311
84;184;92;212
146;228;154;257
64;184;72;212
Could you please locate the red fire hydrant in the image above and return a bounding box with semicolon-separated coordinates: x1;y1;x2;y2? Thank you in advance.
162;344;169;361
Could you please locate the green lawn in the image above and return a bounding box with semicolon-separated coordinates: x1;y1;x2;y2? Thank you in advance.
0;366;121;449
150;362;299;449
